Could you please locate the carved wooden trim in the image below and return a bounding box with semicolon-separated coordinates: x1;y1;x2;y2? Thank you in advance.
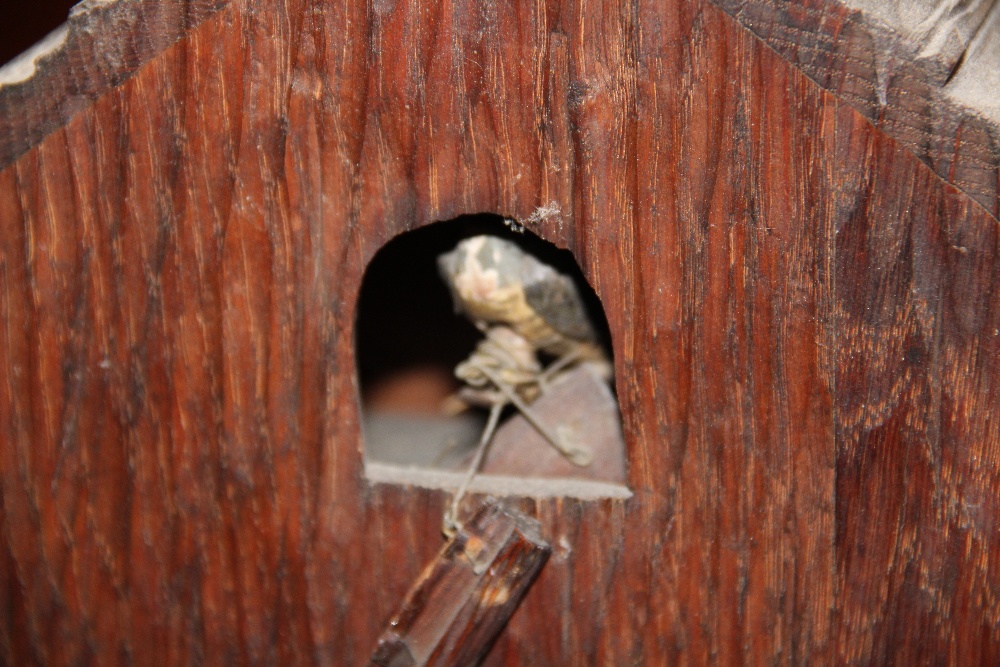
0;0;229;170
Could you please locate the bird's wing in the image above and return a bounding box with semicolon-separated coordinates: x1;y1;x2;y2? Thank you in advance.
520;256;596;342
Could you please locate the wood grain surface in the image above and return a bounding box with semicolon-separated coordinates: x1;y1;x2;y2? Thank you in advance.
0;0;228;171
711;0;1000;219
370;502;551;667
1;0;998;664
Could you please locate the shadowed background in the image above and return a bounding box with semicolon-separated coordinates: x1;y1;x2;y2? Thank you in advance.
0;1;77;67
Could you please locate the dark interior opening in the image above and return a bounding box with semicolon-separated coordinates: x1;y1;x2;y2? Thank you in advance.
356;214;624;489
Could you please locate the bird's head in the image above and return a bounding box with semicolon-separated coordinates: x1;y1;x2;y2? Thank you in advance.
438;235;529;314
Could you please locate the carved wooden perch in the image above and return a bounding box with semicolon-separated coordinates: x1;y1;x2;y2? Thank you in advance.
369;502;550;667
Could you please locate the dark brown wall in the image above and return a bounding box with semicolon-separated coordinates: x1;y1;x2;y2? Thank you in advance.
1;0;997;664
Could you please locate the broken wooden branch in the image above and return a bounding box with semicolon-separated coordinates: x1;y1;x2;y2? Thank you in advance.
369;502;550;667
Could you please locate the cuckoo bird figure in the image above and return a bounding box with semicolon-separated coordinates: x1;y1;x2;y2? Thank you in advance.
438;234;611;533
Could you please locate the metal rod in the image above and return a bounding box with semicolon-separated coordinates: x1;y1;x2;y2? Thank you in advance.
443;401;505;537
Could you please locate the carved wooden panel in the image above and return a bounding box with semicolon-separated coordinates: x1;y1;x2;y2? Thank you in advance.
1;0;997;663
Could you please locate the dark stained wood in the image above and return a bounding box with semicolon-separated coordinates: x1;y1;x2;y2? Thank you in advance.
369;502;550;667
712;0;1000;219
831;115;1000;663
0;0;229;171
0;0;998;665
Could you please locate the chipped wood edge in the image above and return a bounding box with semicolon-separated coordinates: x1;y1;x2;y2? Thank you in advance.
0;25;70;87
839;0;1000;123
0;0;231;170
364;461;634;501
711;0;1000;221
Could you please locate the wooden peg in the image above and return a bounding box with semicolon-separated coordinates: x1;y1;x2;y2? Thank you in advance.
369;501;550;667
